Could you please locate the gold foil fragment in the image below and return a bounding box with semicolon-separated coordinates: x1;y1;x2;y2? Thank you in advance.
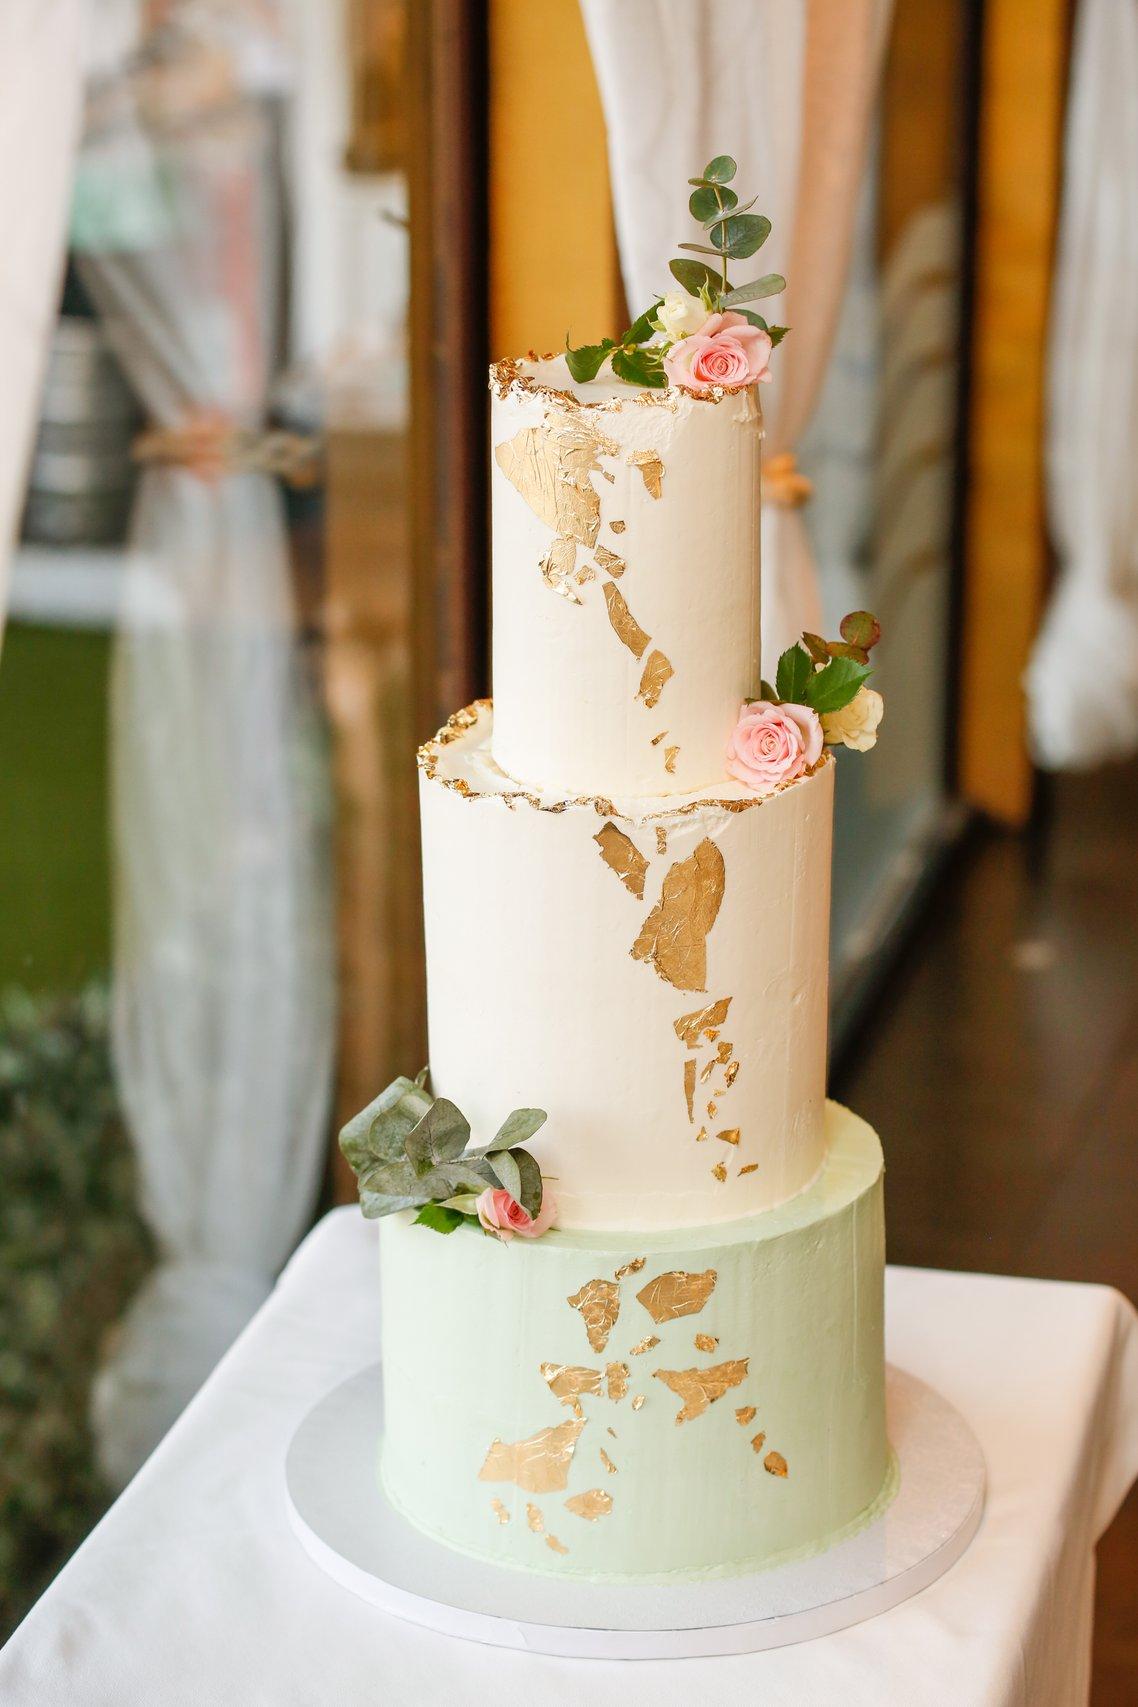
711;1162;727;1182
695;1126;708;1142
717;1129;741;1146
656;826;668;854
526;1503;544;1533
565;1488;613;1522
751;1432;767;1455
575;565;597;586
594;544;625;578
631;839;725;992
707;1101;719;1120
602;583;651;659
650;729;667;746
628;449;664;499
684;1059;696;1122
606;1362;630;1402
694;1334;719;1352
724;1061;740;1087
664;745;679;774
546;1534;569;1555
738;1163;758;1176
764;1451;789;1478
736;1406;757;1426
653;1359;750;1425
601;469;615;483
636;649;674;710
494;419;615;550
610;519;626;533
674;998;733;1048
716;1042;733;1065
479;1418;585;1493
699;1059;716;1084
538;535;583;602
567;1279;621;1353
540;1363;604;1408
608;1427;617;1438
614;1256;646;1279
599;1448;617;1475
594;821;650;900
629;1334;660;1356
491;1497;511;1524
631;1395;646;1411
635;1269;717;1324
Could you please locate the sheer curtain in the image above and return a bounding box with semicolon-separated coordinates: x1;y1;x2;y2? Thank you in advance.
75;58;334;1486
0;0;85;650
1026;0;1138;770
579;0;891;672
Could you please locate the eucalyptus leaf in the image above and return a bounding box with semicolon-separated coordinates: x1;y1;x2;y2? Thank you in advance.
702;194;759;229
404;1096;470;1174
492;1107;548;1147
721;272;785;306
677;242;725;257
565;338;613;383
359;1189;422;1219
802;632;831;665
487;1148;522;1200
689;184;736;222
414;1202;467;1235
803;656;873;716
775;642;812;705
826;640;870;665
439;1159;499;1196
709;214;771;259
669;258;721;297
440;1193;482;1214
338;1074;431;1176
514;1149;544;1218
840;610;882;652
414;1064;430;1088
611;345;667;388
734;309;769;330
702;154;737;184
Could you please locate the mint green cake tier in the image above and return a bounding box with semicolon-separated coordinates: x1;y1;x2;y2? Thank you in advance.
378;1101;892;1582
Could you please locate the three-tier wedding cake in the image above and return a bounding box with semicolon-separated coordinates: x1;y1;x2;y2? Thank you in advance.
342;160;894;1583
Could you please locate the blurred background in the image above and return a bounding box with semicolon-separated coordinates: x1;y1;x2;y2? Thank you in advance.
0;0;1135;1695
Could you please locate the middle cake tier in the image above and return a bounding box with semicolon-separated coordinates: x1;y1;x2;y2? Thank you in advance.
419;702;833;1232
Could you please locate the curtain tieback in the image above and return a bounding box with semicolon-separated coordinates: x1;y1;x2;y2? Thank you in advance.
132;409;322;488
762;452;813;509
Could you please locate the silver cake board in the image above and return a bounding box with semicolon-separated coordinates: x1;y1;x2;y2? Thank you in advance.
284;1363;984;1661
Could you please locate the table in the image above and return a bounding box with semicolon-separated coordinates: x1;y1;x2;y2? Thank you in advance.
4;1208;1137;1706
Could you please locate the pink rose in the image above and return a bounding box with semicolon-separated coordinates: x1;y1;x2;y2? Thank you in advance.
726;700;823;792
663;312;773;393
476;1185;557;1242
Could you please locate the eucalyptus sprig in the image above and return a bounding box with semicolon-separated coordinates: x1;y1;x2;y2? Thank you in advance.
338;1070;548;1235
757;611;883;718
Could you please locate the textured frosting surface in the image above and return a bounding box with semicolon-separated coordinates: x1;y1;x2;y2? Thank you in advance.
490;354;762;797
379;1102;890;1582
419;702;832;1231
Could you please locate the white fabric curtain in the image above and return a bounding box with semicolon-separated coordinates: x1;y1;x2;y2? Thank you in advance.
75;68;335;1486
1026;0;1138;770
580;0;891;673
0;0;85;652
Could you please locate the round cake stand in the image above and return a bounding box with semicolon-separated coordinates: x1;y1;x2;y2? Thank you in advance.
284;1363;985;1660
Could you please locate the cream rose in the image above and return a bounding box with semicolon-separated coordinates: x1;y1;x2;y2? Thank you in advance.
655;290;710;341
726;700;823;793
822;686;884;752
476;1185;557;1243
663;311;773;392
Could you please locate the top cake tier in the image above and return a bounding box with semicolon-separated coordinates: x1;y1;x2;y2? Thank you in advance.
490;354;762;798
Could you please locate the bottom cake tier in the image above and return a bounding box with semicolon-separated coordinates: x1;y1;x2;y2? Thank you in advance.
378;1101;893;1582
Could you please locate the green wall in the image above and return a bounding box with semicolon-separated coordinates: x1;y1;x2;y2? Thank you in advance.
0;625;111;991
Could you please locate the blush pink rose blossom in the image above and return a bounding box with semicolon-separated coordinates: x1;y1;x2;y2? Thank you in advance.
476;1185;557;1242
726;700;823;793
663;311;773;393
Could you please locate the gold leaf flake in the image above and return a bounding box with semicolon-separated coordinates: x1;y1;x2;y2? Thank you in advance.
650;730;667;746
717;1128;740;1146
764;1451;789;1478
599;1447;617;1475
490;1497;511;1524
636;649;674;709
546;1534;569;1555
724;1061;740;1087
594;821;649;899
695;1126;708;1142
656;826;668;854
707;1101;719;1119
607;1427;617;1438
631;1395;645;1412
567;1279;621;1353
610;519;626;534
565;1489;614;1522
738;1163;758;1176
526;1502;544;1533
539;535;582;602
636;1269;717;1324
664;745;679;774
494;420;615;550
575;565;597;585
699;1059;716;1084
694;1333;719;1352
594;544;625;578
751;1432;767;1455
540;1362;604;1408
603;583;651;659
684;1059;696;1121
736;1406;757;1427
711;1162;727;1182
601;469;615;483
674;998;733;1048
629;1334;660;1356
631;839;725;992
629;449;664;499
606;1362;630;1402
706;1029;721;1042
479;1417;585;1493
614;1256;646;1279
716;1042;733;1065
653;1359;750;1425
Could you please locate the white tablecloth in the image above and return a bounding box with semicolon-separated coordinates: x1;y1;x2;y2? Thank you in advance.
4;1208;1137;1706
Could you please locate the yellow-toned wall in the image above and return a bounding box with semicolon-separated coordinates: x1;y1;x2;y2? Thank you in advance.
489;0;621;357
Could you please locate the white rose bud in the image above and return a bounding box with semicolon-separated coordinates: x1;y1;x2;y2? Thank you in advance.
821;686;884;752
655;290;710;342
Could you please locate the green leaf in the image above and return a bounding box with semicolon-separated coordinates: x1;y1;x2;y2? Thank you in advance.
623;300;663;346
826;640;870;664
404;1096;470;1174
767;325;789;346
565;338;613;383
759;678;778;702
492;1107;548;1148
486;1148;522;1200
803;656;873;716
703;154;737;184
690;185;736;222
414;1202;468;1235
513;1149;544;1218
709;214;771;259
702;194;759;229
776;642;813;705
441;1193;482;1213
734;309;769;330
669;258;721;297
339;1075;432;1177
359;1189;423;1219
840;610;882;652
611;345;667;388
677;242;725;257
414;1064;430;1088
802;632;831;665
720;273;785;306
